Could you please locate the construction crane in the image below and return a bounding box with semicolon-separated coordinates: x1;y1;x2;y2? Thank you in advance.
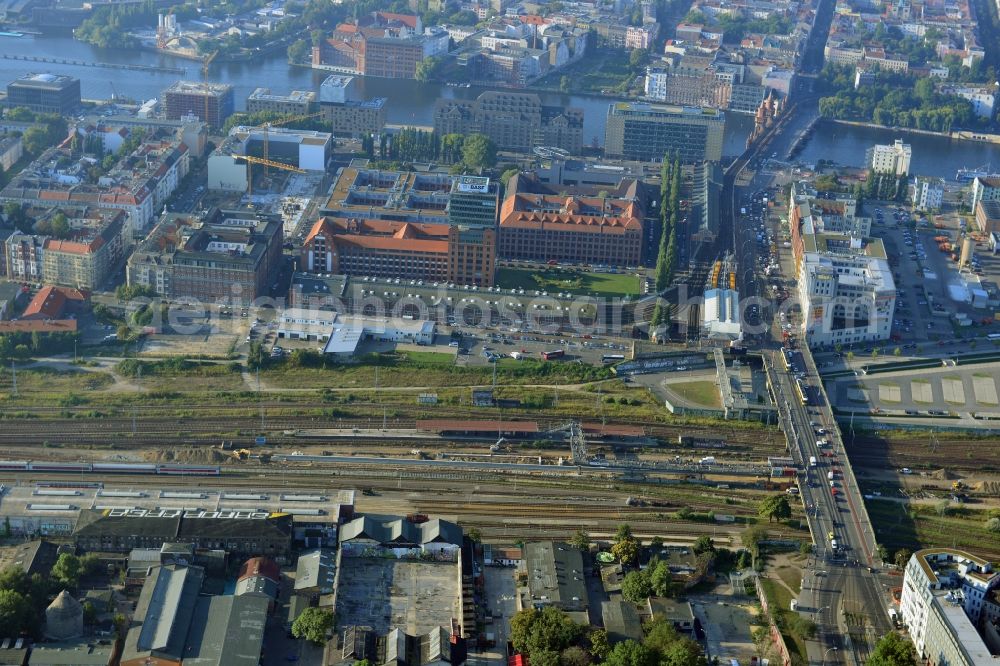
231;154;305;195
201;50;218;128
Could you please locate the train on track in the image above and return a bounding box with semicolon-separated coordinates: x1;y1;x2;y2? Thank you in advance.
0;461;221;475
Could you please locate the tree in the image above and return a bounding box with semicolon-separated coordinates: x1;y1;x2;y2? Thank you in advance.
894;548;912;568
560;76;572;92
986;517;1000;533
589;629;610;661
875;543;889;562
82;601;98;626
615;524;633;542
510;607;583;658
649;559;674;597
415;56;443;82
560;646;591;666
0;566;30;595
605;640;655;666
461;133;497;170
50;213;70;239
758;495;792;523
466;527;482;543
629;48;648;69
611;537;639;566
51;553;82;588
742;525;767;557
23;126;51;156
0;589;29;636
292;607;334;645
621;570;653;603
114;612;128;639
79;553;103;578
935;499;950;517
867;633;916;666
532;650;561;666
692;535;715;555
570;528;590;552
287;38;311;63
660;637;707;666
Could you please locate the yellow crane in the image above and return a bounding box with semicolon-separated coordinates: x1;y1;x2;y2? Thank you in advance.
201;50;219;127
231;153;305;195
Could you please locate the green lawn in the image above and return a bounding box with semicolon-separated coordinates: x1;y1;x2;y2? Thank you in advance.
496;267;641;298
669;380;722;408
401;351;455;365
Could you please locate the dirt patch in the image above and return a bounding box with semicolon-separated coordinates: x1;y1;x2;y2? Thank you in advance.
145;448;229;464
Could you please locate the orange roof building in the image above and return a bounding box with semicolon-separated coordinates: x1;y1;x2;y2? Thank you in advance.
499;174;646;266
20;285;88;321
301;216;495;286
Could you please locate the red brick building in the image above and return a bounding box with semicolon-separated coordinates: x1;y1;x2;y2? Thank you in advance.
301;217;495;286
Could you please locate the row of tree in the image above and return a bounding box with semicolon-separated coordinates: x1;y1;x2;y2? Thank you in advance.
650;154;682;332
0;331;78;360
510;606;708;666
361;129;497;170
864;173;908;202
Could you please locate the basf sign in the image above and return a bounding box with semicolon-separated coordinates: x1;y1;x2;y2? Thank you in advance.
457;176;490;193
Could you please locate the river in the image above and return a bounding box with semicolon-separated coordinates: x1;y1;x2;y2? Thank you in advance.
2;33;1000;177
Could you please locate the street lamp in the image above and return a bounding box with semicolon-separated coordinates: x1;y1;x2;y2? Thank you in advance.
823;647;839;665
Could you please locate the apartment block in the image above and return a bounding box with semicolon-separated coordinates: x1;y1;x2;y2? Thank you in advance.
127;208;283;304
900;549;1000;666
162;81;235;129
434;90;583;154
0;131;189;239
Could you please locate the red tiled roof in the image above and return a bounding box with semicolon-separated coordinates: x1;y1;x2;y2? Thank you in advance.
238;557;280;583
20;286;88;321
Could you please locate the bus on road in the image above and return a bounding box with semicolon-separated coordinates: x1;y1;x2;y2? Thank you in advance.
541;349;565;360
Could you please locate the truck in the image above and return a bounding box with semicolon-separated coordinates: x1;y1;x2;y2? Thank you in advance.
809;456;817;467
699;456;717;465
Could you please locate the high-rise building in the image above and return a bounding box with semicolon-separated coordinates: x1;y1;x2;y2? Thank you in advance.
6;73;80;115
447;176;499;229
162;81;235;129
603;102;724;163
865;139;911;176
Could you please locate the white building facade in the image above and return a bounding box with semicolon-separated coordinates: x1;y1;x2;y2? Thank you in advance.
798;248;895;347
900;549;999;666
912;177;945;211
866;139;911;176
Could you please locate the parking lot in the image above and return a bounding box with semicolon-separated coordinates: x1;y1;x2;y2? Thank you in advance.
333;557;461;636
828;361;1000;415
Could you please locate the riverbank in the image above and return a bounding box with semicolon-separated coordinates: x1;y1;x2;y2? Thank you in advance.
828;118;1000;145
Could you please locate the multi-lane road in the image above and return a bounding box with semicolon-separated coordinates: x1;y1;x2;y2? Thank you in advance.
770;345;893;665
